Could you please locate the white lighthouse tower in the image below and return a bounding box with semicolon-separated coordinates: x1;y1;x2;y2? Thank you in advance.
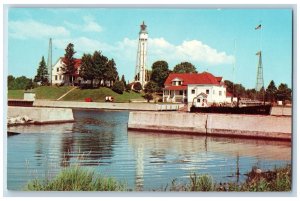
135;21;148;88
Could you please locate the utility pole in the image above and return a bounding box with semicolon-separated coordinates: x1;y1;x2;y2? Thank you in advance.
47;38;52;85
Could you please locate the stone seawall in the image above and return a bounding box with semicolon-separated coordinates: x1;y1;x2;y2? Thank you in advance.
8;106;74;124
128;112;291;140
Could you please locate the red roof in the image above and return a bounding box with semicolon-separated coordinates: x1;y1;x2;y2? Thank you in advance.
61;57;81;69
164;72;223;87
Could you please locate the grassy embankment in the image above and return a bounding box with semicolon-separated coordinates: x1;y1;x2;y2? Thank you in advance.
25;164;291;191
61;87;144;103
8;86;144;102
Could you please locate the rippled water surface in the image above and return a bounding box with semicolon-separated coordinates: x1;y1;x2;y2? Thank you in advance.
7;109;291;190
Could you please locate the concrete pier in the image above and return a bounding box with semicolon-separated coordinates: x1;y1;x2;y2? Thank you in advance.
128;112;291;140
8;106;74;125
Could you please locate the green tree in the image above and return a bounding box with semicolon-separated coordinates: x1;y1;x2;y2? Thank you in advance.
14;76;32;90
276;83;292;103
133;82;142;92
62;43;76;85
34;56;49;85
266;80;277;103
112;80;125;94
121;75;126;86
79;53;94;88
92;51;107;86
150;60;169;90
173;62;197;73
144;81;158;94
105;59;118;87
25;79;35;90
8;75;15;90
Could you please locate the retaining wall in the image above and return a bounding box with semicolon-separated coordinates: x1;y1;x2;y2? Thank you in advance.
8;106;74;124
128;112;291;140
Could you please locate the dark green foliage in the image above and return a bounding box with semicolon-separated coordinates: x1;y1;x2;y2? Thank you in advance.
105;59;118;85
133;82;142;92
143;93;153;102
144;81;158;94
125;83;132;92
79;53;94;84
93;51;108;85
173;62;197;73
121;75;126;86
276;83;292;103
62;43;76;76
8;75;34;90
112;80;125;94
266;80;277;103
8;75;15;90
150;60;169;90
34;56;49;85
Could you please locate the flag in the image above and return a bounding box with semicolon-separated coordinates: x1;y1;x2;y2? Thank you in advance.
255;24;262;30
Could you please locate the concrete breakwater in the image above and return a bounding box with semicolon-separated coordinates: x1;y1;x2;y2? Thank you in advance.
8;106;74;125
33;100;184;111
128;112;291;140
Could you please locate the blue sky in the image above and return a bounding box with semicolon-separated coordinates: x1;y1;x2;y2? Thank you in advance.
7;7;292;89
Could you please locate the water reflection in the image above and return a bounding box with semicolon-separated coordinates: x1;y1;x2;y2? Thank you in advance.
128;131;291;188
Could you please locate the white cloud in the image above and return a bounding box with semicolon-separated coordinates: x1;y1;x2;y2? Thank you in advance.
9;19;70;39
53;37;111;54
64;16;103;33
147;38;234;66
83;16;103;32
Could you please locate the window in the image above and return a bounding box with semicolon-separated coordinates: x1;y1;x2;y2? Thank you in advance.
55;75;58;80
178;81;182;85
59;75;62;80
197;99;201;102
213;90;215;94
219;91;222;96
192;89;195;94
179;90;183;95
206;89;209;94
57;68;59;72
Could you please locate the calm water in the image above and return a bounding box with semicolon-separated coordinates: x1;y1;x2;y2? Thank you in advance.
7;109;291;191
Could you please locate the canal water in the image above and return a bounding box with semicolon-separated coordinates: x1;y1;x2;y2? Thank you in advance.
7;109;291;191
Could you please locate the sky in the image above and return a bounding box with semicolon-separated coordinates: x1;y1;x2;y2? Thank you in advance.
6;7;292;89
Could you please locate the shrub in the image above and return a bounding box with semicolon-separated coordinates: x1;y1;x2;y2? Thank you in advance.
112;81;125;94
133;82;142;92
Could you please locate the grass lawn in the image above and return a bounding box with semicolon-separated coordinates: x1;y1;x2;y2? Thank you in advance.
8;86;145;102
34;86;74;100
62;87;144;102
7;90;24;99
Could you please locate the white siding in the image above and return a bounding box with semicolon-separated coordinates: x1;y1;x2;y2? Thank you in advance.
51;58;66;85
187;84;226;106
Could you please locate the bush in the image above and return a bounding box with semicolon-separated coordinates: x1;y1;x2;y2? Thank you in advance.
133;82;142;92
143;93;153;102
112;81;125;94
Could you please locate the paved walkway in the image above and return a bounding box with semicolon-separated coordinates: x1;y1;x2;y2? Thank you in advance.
56;87;77;100
33;100;185;111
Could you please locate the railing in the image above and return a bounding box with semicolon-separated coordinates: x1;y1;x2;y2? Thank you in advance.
156;104;182;111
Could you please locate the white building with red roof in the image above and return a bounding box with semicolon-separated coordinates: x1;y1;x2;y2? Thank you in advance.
163;72;227;107
51;57;82;86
